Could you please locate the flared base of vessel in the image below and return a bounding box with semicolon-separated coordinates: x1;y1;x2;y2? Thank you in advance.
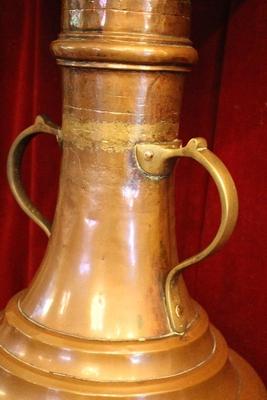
1;351;265;399
0;293;265;400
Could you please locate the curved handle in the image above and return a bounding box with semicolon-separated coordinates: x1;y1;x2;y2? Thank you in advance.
135;137;238;334
7;115;62;237
164;137;238;333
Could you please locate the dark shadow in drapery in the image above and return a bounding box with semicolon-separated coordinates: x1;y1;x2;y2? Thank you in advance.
191;0;246;46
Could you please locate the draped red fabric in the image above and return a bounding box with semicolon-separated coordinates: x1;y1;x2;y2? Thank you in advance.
0;0;266;385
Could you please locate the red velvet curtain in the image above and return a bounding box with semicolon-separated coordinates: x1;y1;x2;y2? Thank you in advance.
0;0;266;385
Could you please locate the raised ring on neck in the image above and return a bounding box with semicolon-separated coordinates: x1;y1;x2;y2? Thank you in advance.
52;0;198;71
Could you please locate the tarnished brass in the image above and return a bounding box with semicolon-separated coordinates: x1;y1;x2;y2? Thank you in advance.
7;115;61;237
0;0;266;399
135;137;238;333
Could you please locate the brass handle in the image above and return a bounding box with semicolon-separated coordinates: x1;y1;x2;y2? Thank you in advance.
7;115;62;237
135;137;238;334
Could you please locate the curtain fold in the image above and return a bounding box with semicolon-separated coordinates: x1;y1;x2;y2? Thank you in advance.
0;0;266;384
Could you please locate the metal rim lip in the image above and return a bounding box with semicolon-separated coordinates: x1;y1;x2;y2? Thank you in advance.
0;332;233;396
2;351;264;398
56;60;193;72
51;39;198;71
58;32;193;46
0;293;217;383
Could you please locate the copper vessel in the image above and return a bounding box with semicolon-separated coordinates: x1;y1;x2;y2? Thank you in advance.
0;1;266;398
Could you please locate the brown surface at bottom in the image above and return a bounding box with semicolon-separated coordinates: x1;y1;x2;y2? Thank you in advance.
0;347;265;399
229;351;266;399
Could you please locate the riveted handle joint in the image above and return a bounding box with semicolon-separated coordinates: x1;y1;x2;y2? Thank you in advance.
135;137;239;334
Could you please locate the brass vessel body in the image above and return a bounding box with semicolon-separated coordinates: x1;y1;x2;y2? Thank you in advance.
0;0;266;399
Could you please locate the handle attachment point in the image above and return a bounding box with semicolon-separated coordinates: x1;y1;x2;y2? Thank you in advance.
135;137;239;334
7;115;62;237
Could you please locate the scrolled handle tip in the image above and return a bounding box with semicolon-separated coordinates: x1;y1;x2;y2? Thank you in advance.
186;137;208;151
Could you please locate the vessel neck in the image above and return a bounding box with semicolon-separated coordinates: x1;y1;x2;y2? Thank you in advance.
20;0;197;340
